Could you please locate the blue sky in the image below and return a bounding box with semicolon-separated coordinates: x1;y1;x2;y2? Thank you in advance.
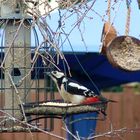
46;0;140;52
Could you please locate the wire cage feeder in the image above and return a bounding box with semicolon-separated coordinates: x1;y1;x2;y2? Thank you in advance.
0;17;56;132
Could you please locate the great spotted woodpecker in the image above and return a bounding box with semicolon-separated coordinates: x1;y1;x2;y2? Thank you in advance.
46;70;115;104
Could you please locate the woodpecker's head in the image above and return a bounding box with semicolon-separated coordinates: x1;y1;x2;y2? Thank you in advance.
46;70;65;83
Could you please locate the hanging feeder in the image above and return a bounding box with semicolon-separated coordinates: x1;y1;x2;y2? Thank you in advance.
106;0;140;71
106;36;140;71
0;0;56;132
100;0;117;55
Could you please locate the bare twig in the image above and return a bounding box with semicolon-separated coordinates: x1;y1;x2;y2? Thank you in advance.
0;110;65;140
1;18;25;68
7;71;34;140
88;127;140;140
62;122;79;140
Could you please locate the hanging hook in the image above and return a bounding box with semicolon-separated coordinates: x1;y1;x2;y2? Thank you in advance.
126;0;132;8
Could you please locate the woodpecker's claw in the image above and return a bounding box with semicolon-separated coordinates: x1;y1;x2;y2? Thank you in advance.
101;109;107;116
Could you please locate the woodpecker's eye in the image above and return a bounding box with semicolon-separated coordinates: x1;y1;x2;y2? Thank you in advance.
53;71;57;75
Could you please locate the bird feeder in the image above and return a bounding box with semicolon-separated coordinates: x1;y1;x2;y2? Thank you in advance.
106;36;140;71
0;0;55;131
106;0;140;71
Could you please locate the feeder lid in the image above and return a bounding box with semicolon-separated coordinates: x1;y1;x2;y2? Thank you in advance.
106;36;140;71
100;22;117;55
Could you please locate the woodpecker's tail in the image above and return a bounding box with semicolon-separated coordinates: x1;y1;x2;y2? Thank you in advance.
107;99;117;103
99;96;117;103
101;97;117;116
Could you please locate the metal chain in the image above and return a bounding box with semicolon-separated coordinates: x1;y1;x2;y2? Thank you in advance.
125;0;131;35
107;0;111;23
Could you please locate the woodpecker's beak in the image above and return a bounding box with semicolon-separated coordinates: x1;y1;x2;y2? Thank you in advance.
44;71;51;76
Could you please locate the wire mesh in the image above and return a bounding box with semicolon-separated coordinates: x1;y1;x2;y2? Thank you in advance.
0;19;55;132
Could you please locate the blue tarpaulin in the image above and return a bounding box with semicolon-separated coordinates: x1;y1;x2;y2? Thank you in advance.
1;51;140;89
59;52;140;90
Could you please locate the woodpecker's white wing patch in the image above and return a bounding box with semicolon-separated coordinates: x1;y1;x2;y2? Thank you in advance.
68;82;88;90
62;77;68;83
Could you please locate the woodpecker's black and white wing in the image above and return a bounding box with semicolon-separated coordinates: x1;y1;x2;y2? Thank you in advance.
63;78;100;97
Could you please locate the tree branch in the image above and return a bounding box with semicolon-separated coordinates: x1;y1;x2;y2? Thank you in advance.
23;101;107;117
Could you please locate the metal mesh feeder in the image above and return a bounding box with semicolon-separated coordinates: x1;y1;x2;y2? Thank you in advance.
0;18;55;132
